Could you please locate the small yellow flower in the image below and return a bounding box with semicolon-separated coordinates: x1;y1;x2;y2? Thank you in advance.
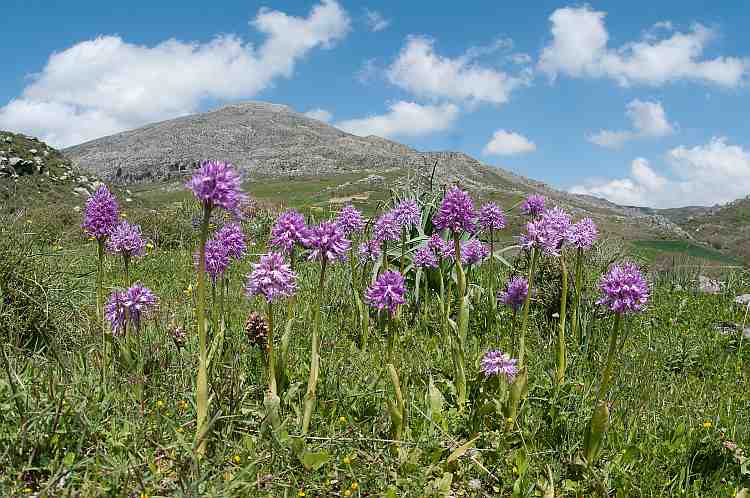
178;400;188;411
344;490;352;497
156;400;164;408
23;488;32;494
146;242;154;251
232;455;241;464
185;284;193;294
140;494;148;498
26;219;33;224
351;482;359;490
512;465;519;475
703;421;713;429
120;213;127;218
297;491;306;497
176;427;184;433
343;456;351;465
339;416;346;423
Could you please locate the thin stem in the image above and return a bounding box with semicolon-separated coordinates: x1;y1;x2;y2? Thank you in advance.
596;313;622;401
381;241;388;274
267;301;277;396
556;255;568;385
195;203;211;458
571;249;584;344
400;226;407;274
123;254;131;287
96;239;105;321
517;248;538;368
452;234;468;408
303;259;327;434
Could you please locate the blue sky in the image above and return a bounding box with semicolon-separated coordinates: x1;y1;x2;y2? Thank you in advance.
1;0;749;208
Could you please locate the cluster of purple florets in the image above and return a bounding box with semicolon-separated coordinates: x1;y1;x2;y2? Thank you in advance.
478;202;506;232
432;186;477;234
186;160;247;212
306;221;351;263
365;270;407;316
245;252;298;303
358;239;382;262
413;245;439;269
107;221;147;258
373;211;401;243
336;204;365;236
105;283;158;335
271;210;309;254
480;350;518;382
520;194;546;217
597;262;649;314
498;276;529;311
82;185;119;240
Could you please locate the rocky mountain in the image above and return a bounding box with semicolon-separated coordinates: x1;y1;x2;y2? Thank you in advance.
1;131;104;215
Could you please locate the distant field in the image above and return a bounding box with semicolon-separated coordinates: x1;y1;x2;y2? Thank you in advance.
632;239;742;265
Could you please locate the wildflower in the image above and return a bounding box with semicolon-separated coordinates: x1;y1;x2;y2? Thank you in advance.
145;242;155;251
244;312;269;350
460;239;489;265
413;245;438;268
432;186;477;234
596;262;649;314
232;455;241;464
478;202;506;231
194;238;230;283
393;199;420;228
156;400;164;408
567;217;598;250
365;270;407;316
297;491;306;497
339;416;347;423
350;482;359;490
480;350;518;382
177;400;188;411
82;185;119;240
498;276;529;312
357;239;381;262
343;456;351;465
520;194;545;217
270;210;309;253
336;204;365;236
105;283;158;335
427;233;452;259
344;490;351;497
518;207;571;256
184;284;193;295
245;252;297;303
106;221;147;258
216;223;247;259
373;211;400;242
305;221;351;263
703;421;713;429
186;160;247;213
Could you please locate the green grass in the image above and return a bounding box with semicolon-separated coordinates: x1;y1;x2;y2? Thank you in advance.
632;239;742;265
1;189;749;497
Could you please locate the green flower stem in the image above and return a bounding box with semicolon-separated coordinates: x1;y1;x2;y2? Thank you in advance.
556;255;568;385
302;260;327;434
571;249;584;344
211;282;219;341
400;226;407;274
267;301;277;396
596;313;622;401
381;241;388;274
386;362;406;442
517;247;538;368
195;203;211;458
123;254;131;287
453;234;468;408
96;239;105;322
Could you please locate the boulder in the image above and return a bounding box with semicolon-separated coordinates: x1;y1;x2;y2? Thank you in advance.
735;294;750;306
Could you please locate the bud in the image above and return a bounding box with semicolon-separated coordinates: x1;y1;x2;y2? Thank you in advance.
245;312;269;350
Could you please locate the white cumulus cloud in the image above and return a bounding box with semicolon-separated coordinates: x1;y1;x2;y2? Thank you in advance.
588;99;675;148
386;36;530;105
483;130;536;156
570;138;750;207
364;9;390;32
335;101;459;139
539;5;748;87
304;108;333;122
0;0;350;147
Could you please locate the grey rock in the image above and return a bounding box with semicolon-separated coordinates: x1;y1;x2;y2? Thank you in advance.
9;157;22;166
735;294;750;306
698;275;722;294
72;186;89;196
3;136;11;143
29;148;38;154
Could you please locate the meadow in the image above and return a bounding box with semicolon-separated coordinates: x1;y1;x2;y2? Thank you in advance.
1;161;749;498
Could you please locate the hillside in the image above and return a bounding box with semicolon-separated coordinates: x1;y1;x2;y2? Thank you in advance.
63;101;700;246
677;196;750;265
